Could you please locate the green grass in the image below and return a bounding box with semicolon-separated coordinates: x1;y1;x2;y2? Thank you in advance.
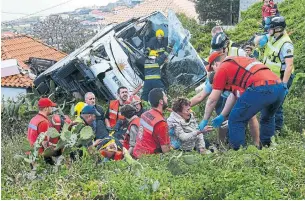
1;0;305;199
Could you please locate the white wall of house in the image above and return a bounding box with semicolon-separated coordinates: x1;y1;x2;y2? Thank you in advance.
1;87;27;101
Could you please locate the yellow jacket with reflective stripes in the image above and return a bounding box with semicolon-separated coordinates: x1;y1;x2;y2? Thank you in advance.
263;32;292;73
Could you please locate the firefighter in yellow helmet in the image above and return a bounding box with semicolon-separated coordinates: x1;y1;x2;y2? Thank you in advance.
141;49;167;101
74;102;86;122
146;29;169;55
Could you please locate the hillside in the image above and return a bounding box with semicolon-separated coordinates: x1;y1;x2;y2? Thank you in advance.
180;0;305;73
1;0;305;199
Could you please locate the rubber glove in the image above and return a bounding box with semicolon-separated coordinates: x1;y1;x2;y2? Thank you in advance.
198;119;208;131
212;114;225;128
204;79;213;94
169;127;175;136
283;83;289;96
259;34;268;48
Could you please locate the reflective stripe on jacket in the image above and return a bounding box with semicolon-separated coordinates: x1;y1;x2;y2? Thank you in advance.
123;116;140;150
133;109;165;157
224;56;270;89
263;32;292;72
144;59;161;80
109;100;125;128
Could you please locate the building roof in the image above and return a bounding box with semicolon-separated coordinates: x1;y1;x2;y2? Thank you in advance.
1;35;67;88
101;0;198;25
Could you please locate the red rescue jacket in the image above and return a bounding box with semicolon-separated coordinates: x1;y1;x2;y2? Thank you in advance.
123;116;140;150
223;56;270;90
108;100;126;128
27;114;51;154
133;109;165;158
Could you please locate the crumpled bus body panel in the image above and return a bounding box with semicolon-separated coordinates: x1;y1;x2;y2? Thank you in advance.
33;11;207;101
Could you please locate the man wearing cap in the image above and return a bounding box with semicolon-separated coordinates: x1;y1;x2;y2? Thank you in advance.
200;51;286;150
71;105;103;146
69;105;102;160
71;105;101;130
27;98;59;164
85;92;108;139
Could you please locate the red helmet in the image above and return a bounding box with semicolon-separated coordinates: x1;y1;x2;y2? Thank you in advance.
51;114;72;132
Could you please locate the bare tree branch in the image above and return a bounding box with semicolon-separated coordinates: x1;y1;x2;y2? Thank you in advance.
33;15;95;53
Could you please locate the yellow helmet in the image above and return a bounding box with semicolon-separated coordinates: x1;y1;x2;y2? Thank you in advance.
74;102;86;116
156;29;164;37
149;50;158;57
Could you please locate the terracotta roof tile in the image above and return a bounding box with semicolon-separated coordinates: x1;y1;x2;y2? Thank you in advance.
1;35;67;88
1;74;33;88
101;0;198;25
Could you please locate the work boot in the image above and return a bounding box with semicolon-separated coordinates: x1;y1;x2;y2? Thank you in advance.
258;141;271;150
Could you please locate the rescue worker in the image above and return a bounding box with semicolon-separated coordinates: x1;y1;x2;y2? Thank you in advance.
73;101;86;122
70;105;101;132
200;51;286;150
211;32;246;57
105;86;130;130
208;72;260;147
146;29;168;54
120;104;140;154
133;88;171;158
68;105;103;159
141;50;167;101
254;16;294;133
27;97;59;165
191;32;251;145
85;92;108;139
211;26;239;49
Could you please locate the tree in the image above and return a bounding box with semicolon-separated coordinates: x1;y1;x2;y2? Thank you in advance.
32;15;95;53
195;0;240;25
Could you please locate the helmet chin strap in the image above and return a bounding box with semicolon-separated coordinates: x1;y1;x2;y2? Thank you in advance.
272;27;284;36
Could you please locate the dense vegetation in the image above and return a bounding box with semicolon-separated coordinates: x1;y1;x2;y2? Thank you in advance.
1;0;305;199
195;0;240;25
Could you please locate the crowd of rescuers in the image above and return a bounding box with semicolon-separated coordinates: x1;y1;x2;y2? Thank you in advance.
27;0;294;163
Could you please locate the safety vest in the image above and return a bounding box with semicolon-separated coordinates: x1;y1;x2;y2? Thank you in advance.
206;40;238;61
224;56;270;89
51;114;72;133
27;114;58;154
228;46;240;56
133;109;165;158
263;32;292;71
123;116;140;150
109;100;125;128
144;58;161;80
28;114;50;146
